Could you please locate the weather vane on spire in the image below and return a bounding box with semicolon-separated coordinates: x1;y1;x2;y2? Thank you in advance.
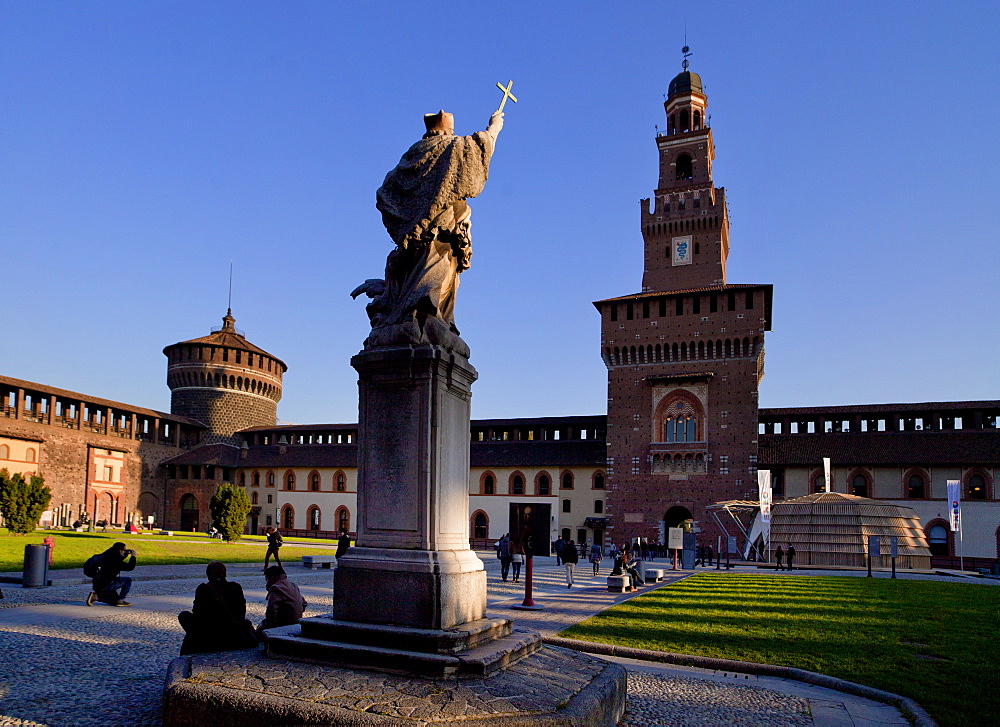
682;43;692;71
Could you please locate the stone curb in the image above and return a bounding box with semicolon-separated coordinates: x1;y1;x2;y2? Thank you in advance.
542;636;937;727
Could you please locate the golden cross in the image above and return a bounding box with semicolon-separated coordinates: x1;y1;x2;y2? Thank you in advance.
495;80;518;112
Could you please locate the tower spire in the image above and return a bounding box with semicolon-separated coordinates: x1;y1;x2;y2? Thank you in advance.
227;261;233;315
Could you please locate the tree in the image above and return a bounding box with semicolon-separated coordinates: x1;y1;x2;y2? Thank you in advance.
0;469;52;535
209;483;252;542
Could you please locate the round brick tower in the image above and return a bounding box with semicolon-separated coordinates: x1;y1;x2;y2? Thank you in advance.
164;310;286;444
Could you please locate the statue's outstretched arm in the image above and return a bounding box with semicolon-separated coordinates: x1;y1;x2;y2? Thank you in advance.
486;111;504;141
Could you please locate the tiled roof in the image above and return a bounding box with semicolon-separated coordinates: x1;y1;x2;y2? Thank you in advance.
163;312;287;371
594;283;771;304
759;431;1000;467
0;375;205;427
470;440;606;468
163;443;241;467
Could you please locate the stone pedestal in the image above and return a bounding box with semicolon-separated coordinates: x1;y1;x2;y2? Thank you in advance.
334;344;485;630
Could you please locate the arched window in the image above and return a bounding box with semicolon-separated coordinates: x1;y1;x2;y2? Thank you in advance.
594;500;604;514
593;472;605;489
336;506;350;533
239;472;246;487
285;472;295;491
664;415;696;442
282;505;294;529
811;472;826;493
251;491;258;505
310;472;320;492
927;523;949;556
472;511;489;539
537;473;551;496
561;472;573;490
336;471;346;492
511;473;524;496
0;445;8;459
481;472;495;495
906;473;926;499
267;471;275;487
252;471;260;487
562;499;572;513
308;506;321;531
967;473;988;500
850;473;869;497
675;153;693;180
25;448;36;463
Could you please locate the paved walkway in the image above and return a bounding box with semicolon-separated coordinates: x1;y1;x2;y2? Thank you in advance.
0;554;952;725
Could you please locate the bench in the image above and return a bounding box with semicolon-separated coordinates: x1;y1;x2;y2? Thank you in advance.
607;574;631;593
643;568;665;582
302;555;338;569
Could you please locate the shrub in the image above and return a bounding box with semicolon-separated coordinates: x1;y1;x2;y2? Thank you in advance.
0;469;53;535
209;483;252;542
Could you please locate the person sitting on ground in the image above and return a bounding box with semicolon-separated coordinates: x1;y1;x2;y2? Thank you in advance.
178;561;257;655
263;526;283;569
85;541;137;607
256;566;307;639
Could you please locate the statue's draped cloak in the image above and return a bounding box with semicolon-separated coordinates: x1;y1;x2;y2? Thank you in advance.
368;130;494;349
376;130;494;248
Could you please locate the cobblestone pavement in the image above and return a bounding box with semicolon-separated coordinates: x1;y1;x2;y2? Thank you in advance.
0;555;943;726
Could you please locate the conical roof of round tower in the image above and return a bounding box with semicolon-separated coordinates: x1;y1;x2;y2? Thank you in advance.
163;309;287;371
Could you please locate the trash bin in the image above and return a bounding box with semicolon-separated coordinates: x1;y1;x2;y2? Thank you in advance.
23;544;50;588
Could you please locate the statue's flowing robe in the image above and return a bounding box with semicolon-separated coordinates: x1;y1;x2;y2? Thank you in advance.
374;130;494;329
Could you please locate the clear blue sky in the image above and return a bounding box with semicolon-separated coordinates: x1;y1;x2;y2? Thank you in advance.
2;2;998;424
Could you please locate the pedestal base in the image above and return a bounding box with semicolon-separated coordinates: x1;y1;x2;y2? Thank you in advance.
162;644;627;726
334;547;487;630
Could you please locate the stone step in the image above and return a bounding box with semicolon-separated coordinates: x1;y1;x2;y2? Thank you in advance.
297;615;512;654
265;626;541;678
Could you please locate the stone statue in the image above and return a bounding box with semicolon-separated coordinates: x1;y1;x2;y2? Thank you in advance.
353;109;504;355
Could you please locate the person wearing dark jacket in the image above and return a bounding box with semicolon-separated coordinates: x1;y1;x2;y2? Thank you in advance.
563;539;579;588
256;567;308;638
178;561;257;655
336;531;351;559
86;542;136;607
264;527;283;569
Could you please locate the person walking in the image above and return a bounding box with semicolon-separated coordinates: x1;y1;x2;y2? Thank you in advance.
178;561;257;655
786;543;796;570
589;542;603;575
705;543;714;567
775;545;785;571
336;530;351;559
85;541;136;607
263;526;283;570
563;539;579;588
511;551;523;582
553;536;566;567
256;567;308;638
495;533;512;582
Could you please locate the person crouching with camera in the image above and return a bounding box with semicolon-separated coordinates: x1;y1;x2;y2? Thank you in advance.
85;542;137;607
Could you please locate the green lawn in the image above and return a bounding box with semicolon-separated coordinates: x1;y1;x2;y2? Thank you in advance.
0;530;338;572
559;573;998;727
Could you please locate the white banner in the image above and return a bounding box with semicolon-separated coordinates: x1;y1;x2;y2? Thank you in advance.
946;480;962;532
667;527;684;550
823;457;831;492
671;236;692;266
757;470;772;529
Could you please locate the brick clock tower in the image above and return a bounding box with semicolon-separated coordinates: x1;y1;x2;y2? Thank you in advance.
594;56;772;545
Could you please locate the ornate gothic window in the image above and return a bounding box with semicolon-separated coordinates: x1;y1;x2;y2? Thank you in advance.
967;474;987;500
907;473;926;499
